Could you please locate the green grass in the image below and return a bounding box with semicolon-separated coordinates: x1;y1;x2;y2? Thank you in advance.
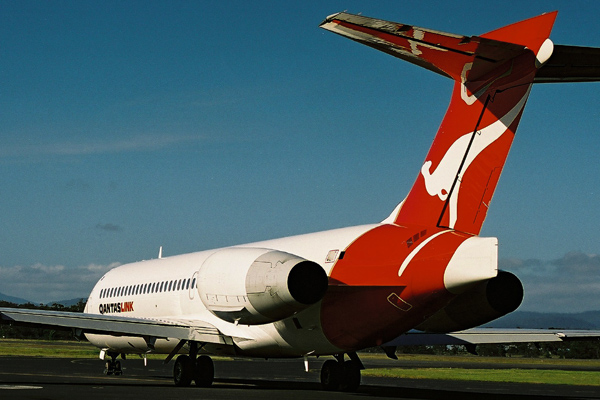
0;339;229;361
359;353;600;386
363;367;600;386
0;339;99;358
362;352;600;368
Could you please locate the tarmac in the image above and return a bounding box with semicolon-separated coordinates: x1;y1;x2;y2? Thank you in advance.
0;356;598;399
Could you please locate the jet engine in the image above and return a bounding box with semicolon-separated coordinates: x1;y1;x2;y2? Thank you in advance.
415;270;523;333
197;247;328;325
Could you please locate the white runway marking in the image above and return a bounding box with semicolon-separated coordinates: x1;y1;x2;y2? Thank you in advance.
0;385;43;390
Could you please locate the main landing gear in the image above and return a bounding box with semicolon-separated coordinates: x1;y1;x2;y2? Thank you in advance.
320;352;363;392
173;354;214;387
103;351;123;376
172;341;214;387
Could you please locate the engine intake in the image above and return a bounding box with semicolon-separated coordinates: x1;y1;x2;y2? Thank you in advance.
198;248;328;325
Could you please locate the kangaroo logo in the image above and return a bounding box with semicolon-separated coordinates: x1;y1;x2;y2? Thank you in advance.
421;86;531;228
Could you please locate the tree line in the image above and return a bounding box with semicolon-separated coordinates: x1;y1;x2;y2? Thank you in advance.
394;341;600;359
2;300;599;358
0;300;85;340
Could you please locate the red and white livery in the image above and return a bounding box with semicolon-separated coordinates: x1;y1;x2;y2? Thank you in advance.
2;10;600;392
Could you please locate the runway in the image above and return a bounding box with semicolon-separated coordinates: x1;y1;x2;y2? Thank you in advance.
0;356;598;400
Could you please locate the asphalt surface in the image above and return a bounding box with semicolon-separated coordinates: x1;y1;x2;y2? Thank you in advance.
0;356;598;400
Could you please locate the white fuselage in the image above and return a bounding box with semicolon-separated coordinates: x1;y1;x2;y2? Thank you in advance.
85;224;378;357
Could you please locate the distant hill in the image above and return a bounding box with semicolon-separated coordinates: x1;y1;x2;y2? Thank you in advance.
0;292;31;305
486;310;600;329
46;298;86;307
0;293;86;307
578;311;600;327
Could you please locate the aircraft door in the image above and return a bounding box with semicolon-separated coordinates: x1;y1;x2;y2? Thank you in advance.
189;271;198;300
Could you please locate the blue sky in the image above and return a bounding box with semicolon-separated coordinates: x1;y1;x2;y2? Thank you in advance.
0;1;599;311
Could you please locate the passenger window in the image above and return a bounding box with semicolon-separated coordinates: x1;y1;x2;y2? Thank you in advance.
191;278;196;289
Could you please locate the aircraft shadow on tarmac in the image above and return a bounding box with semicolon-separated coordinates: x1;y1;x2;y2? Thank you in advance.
203;377;580;400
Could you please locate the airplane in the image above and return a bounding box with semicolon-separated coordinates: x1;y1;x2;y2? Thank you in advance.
2;10;600;392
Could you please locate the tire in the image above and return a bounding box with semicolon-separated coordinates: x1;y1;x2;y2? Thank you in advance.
114;360;123;376
194;355;214;387
320;359;342;391
104;361;113;376
340;360;361;392
173;355;194;387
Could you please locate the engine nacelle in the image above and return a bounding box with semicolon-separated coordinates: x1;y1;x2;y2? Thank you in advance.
415;270;523;333
197;247;328;325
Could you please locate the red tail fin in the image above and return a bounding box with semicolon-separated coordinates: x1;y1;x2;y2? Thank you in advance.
321;12;558;235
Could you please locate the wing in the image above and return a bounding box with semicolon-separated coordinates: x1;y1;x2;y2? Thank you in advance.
386;328;600;346
0;307;232;345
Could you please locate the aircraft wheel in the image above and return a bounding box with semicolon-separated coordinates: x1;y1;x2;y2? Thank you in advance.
340;360;361;392
114;360;123;376
104;360;113;375
320;359;342;391
173;355;194;387
194;355;214;387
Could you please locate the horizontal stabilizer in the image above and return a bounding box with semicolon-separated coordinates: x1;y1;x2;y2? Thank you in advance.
535;44;600;82
321;12;600;85
319;12;552;84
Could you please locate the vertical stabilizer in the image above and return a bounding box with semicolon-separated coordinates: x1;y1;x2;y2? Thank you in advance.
321;12;558;235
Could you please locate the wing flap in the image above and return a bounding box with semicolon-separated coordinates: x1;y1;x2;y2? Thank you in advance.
0;307;232;345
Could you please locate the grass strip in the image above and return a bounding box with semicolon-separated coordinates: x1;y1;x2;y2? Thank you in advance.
360;353;600;367
363;367;600;386
0;339;99;358
0;339;230;361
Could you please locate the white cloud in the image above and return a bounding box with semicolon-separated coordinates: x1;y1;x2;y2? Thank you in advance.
95;223;122;232
0;262;120;304
500;251;600;313
1;251;598;313
0;134;204;158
